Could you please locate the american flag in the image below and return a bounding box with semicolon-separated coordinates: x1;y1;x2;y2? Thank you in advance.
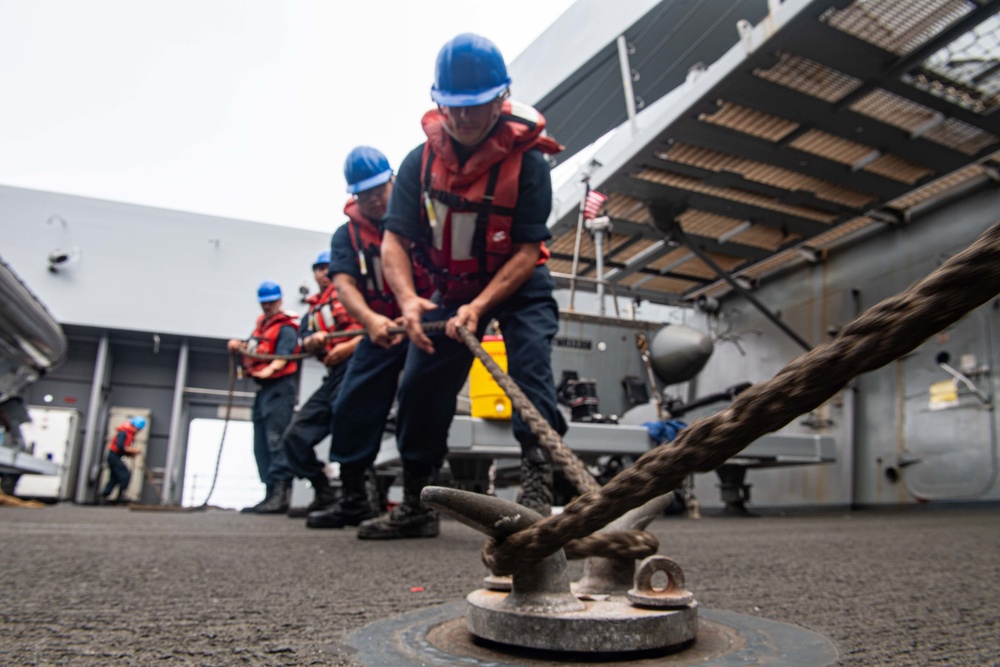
582;190;608;220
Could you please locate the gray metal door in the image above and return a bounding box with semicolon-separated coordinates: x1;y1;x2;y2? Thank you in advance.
901;308;996;500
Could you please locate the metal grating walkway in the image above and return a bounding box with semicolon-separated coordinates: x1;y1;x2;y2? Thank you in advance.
548;0;1000;306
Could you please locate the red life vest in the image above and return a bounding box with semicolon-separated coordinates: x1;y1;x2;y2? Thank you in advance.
107;422;138;456
244;311;300;379
345;200;434;318
305;282;362;358
417;100;560;305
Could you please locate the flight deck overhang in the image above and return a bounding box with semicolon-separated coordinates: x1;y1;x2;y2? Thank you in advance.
548;0;1000;307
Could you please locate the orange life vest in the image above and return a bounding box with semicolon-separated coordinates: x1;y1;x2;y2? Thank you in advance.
244;311;300;379
417;100;560;305
305;282;362;358
345;200;434;318
107;422;139;456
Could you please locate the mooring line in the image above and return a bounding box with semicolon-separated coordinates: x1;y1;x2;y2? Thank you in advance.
482;219;1000;575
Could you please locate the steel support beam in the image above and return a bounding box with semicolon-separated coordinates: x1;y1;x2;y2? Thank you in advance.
75;333;110;504
162;340;189;505
650;206;812;352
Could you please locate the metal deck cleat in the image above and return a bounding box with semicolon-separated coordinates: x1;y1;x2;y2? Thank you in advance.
573;492;677;596
628;554;696;608
421;486;698;653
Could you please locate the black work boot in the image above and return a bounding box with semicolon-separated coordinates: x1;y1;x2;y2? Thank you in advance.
516;453;554;517
364;467;385;515
305;474;340;513
287;474;340;518
255;479;291;514
240;484;272;513
357;474;439;540
306;466;375;529
306;488;375;529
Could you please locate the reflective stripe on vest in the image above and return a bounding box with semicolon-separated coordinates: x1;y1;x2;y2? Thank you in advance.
417;101;560;304
345;200;433;318
306;282;360;355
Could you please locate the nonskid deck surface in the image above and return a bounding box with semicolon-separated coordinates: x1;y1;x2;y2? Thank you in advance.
1;503;997;666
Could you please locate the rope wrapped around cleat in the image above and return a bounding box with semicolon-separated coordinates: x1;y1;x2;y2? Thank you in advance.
456;325;602;497
456;325;660;562
478;219;1000;575
235;349;314;361
236;322;450;361
561;529;660;561
479;529;659;568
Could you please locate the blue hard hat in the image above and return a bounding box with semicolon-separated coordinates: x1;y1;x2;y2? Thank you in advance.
257;280;282;303
345;146;393;195
431;33;511;107
130;416;147;430
313;250;331;268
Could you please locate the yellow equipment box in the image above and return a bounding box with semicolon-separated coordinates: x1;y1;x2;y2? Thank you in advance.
470;335;512;420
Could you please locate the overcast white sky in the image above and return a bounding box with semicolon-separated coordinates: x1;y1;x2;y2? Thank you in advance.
0;0;576;233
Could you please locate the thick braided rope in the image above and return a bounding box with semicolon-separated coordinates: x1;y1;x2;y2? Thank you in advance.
195;352;240;507
239;321;449;361
456;325;658;562
482;220;1000;575
456;326;602;496
562;530;660;561
481;530;659;565
238;349;314;361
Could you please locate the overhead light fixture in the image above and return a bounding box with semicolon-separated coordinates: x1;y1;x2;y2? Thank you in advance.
850;149;882;172
45;214;80;273
47;247;80;273
795;245;822;263
910;113;945;139
868;209;902;224
717;220;752;244
695;295;721;315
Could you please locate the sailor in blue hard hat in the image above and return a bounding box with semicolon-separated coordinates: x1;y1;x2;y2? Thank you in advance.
99;415;147;505
226;281;300;513
430;33;513;148
359;33;567;540
303;147;435;530
344;146;394;222
278;249;366;521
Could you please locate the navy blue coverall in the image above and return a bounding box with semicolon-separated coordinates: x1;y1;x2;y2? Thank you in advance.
283;298;357;481
326;223;411;475
251;325;297;487
379;144;568;478
101;429;134;500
